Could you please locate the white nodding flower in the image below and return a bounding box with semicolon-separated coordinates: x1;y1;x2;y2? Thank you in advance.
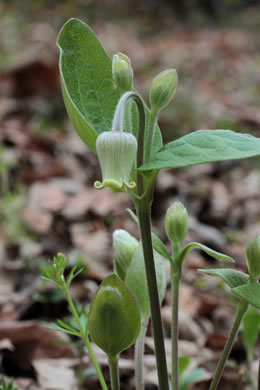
94;131;137;192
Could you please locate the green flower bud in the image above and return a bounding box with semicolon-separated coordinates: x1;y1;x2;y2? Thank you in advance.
246;234;260;281
94;131;137;192
113;229;138;281
112;52;133;94
165;201;188;248
149;69;178;111
88;274;140;357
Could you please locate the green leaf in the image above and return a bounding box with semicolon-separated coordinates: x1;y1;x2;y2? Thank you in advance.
151;233;172;261
139;130;260;171
178;356;191;379
180;368;206;390
125;242;166;321
242;307;260;360
178;242;233;266
58;18;163;155
199;268;249;288
57;18;119;151
232;282;260;309
88;273;140;356
48;322;81;337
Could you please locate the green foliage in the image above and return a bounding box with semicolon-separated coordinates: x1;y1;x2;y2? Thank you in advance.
178;242;233;266
125;242;166;322
58;18;163;157
198;269;249;289
178;356;206;390
41;253;83;289
113;229;138;281
245;234;260;281
242;307;260;360
232;282;260;309
57;18;118;151
0;378;18;390
88;274;141;356
139;130;260;171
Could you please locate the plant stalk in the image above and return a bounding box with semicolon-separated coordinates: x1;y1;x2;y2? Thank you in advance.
108;355;120;390
171;262;182;390
136;198;169;390
209;300;249;390
135;322;147;390
64;290;108;390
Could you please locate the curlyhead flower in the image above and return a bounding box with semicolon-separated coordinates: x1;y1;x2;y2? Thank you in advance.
94;130;137;192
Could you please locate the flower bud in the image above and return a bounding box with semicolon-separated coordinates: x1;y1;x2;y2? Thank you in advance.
149;69;178;111
112;53;133;94
95;131;137;192
246;234;260;281
165;201;188;248
113;229;138;281
88;273;140;357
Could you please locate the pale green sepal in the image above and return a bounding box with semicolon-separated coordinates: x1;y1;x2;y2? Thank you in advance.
232;282;260;309
198;268;249;289
178;242;233;266
125;242;166;321
88;273;140;356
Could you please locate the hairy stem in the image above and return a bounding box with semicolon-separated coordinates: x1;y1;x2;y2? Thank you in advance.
64;290;108;390
135;322;147;390
108;355;120;390
171;262;182;390
209;300;249;390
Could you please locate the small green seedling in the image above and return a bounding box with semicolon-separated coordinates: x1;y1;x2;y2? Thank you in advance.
0;378;18;390
41;18;260;390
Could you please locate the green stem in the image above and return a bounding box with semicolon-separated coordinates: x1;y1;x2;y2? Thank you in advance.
144;106;158;162
171;261;182;390
135;197;169;390
257;359;260;390
209;300;249;390
135;322;148;390
108;355;120;390
64;290;108;390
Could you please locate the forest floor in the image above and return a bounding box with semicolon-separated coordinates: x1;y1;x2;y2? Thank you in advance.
0;2;260;389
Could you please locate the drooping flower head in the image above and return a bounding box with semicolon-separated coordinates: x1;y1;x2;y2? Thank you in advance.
94;131;137;192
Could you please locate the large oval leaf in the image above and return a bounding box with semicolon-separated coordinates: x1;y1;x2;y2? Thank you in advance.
58;18;119;151
58;18;163;155
139;130;260;171
88;273;140;356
